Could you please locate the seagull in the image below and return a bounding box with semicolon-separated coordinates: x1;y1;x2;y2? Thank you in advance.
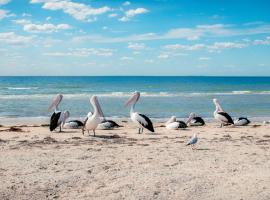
186;133;198;149
125;91;154;134
48;94;70;132
213;98;234;127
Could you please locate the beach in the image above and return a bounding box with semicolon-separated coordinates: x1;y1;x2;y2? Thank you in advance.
1;121;270;200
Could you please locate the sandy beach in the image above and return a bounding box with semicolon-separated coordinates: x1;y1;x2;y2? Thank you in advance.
1;121;270;200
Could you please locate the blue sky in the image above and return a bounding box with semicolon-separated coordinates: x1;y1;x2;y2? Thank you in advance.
0;0;270;76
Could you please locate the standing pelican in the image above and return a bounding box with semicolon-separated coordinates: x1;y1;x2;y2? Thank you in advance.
85;112;121;130
186;113;205;126
165;116;187;130
186;133;198;149
234;117;250;126
83;96;104;136
48;94;70;132
125;91;154;134
213;98;234;127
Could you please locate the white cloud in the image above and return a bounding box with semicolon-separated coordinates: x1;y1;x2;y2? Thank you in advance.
208;42;247;51
31;0;111;21
158;53;169;59
13;19;31;25
128;42;145;50
199;57;211;60
0;32;32;45
119;8;149;22
0;9;15;20
22;13;32;17
44;48;114;57
120;56;133;60
122;1;130;6
253;36;270;45
23;23;71;33
108;13;118;18
0;0;10;5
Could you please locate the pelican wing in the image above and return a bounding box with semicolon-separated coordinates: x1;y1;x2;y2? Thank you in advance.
217;112;234;124
50;111;61;131
138;113;155;132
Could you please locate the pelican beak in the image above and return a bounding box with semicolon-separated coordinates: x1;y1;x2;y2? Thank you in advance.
94;96;105;118
48;94;63;112
125;92;138;107
186;115;193;124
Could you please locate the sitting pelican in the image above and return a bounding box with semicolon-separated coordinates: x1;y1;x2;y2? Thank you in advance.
63;120;84;129
213;98;234;127
234;117;250;126
165;116;187;130
125;91;154;134
85;112;121;130
83;96;104;136
48;94;70;132
186;113;205;126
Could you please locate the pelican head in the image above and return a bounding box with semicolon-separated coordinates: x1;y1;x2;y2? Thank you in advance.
48;94;63;112
166;116;177;125
186;112;196;124
62;110;70;124
125;91;140;107
213;98;218;105
90;95;104;118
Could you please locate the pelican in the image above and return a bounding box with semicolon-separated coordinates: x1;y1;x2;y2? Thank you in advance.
186;113;205;126
213;98;234;127
234;117;250;126
48;94;70;132
83;96;104;136
125;91;154;134
186;133;198;149
85;112;122;130
165;116;187;130
63;120;84;129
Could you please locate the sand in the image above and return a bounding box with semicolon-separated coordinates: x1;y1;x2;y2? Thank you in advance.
0;121;270;200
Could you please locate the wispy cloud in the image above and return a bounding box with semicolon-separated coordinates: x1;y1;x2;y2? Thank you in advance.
73;24;270;43
31;0;111;22
23;23;71;33
0;32;32;45
0;9;15;20
253;36;270;45
122;1;130;6
127;42;146;50
0;0;10;5
44;48;114;57
119;8;149;22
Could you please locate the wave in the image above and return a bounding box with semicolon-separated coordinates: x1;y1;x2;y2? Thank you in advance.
6;87;39;90
0;91;270;99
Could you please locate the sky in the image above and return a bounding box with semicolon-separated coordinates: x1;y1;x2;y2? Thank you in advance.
0;0;270;76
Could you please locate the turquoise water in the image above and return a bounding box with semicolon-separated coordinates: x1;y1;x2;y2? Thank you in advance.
0;76;270;120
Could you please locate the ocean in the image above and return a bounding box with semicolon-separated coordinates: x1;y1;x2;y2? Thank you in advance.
0;76;270;123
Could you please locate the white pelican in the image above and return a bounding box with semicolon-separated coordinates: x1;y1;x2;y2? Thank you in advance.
85;112;121;130
165;116;187;130
186;113;205;126
125;91;154;134
83;96;104;136
48;94;70;132
63;120;84;129
213;98;234;127
186;133;198;148
234;117;250;126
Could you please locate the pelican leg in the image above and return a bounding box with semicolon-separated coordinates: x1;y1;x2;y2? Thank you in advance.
141;128;144;134
82;128;85;135
93;129;96;137
138;128;141;134
220;123;223;128
59;126;62;132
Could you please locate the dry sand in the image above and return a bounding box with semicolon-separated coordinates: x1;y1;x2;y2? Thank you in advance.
0;121;270;200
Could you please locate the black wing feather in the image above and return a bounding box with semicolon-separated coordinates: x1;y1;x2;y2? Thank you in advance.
106;120;122;128
50;112;61;131
68;120;84;127
138;114;155;132
176;121;187;128
218;112;234;124
193;117;205;126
